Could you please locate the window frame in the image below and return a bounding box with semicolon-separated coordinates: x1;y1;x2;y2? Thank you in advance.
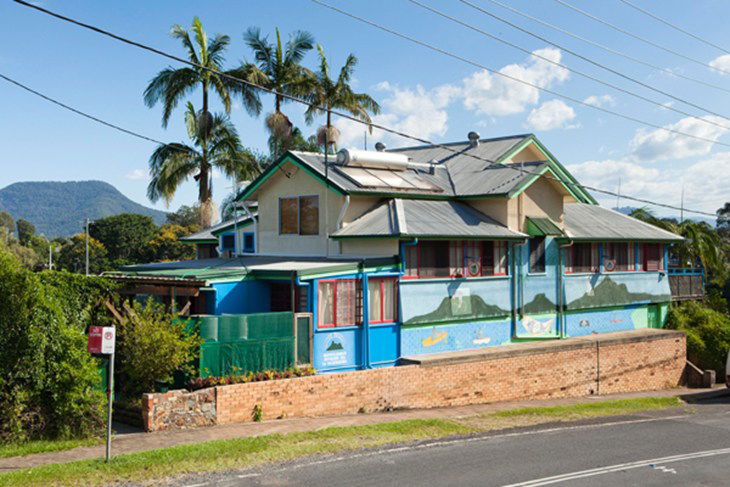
403;240;510;280
368;277;399;325
220;232;235;252
279;195;320;236
242;232;255;253
602;242;635;272
641;243;664;272
565;242;599;274
318;279;362;329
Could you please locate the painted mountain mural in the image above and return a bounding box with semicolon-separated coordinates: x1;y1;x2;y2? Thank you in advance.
0;181;167;237
523;293;556;314
405;294;509;325
567;276;670;310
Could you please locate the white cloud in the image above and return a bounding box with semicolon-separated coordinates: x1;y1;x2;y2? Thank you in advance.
525;99;577;131
461;47;569;116
336;82;460;147
629;115;729;162
566;154;730;214
709;54;730;74
582;94;615;108
125;169;146;181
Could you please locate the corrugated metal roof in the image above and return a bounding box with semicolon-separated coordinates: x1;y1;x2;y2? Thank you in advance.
288;134;540;198
526;217;564;236
179;213;256;243
563;204;684;241
332;198;527;239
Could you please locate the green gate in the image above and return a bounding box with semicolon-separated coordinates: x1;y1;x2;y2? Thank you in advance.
295;313;312;365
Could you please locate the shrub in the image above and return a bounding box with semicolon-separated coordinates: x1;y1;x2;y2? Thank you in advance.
116;299;202;397
187;366;316;391
0;249;105;441
666;301;730;376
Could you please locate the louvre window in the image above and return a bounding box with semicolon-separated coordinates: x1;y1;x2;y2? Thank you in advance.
566;243;599;273
642;243;664;271
404;240;509;279
603;242;634;272
279;196;319;235
318;280;362;328
529;237;546;273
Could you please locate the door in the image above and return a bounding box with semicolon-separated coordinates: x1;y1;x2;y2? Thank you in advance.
294;313;313;365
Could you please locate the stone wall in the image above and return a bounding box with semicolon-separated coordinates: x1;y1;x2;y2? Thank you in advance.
142;329;685;431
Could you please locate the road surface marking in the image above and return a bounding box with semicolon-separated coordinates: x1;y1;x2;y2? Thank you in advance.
653;465;677;474
500;447;730;486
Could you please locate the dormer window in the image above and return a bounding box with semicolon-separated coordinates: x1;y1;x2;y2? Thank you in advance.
279;196;319;235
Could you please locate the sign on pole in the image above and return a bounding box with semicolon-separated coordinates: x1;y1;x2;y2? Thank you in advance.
87;325;116;463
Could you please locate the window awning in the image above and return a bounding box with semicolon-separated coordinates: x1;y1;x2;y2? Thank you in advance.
525;217;564;237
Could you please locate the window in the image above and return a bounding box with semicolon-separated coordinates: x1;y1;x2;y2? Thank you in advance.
242;232;255;253
221;234;235;251
368;278;398;323
603;242;634;272
529;237;546;273
642;243;664;271
404;240;509;279
318;279;362;328
566;243;598;273
279;196;319;235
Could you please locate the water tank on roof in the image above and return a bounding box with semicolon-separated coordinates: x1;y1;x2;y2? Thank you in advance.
336;148;410;171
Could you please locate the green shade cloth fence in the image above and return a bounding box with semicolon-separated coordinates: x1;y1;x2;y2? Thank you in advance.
190;312;299;377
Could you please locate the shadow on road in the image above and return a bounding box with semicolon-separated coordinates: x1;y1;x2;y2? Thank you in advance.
680;387;730;405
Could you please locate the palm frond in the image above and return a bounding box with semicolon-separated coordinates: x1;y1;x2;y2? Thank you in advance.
207;33;231;68
284;30;315;65
143;67;199;126
190;17;208;65
170;24;199;65
147;143;199;204
244;27;273;71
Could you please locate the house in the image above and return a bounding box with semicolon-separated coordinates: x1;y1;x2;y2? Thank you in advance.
115;132;683;374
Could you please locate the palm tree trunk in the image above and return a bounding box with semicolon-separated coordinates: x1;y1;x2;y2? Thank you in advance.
199;83;213;227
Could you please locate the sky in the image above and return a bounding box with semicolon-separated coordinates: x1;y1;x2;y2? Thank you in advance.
1;0;730;223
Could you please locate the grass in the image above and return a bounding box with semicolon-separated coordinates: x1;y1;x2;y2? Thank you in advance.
0;438;101;459
0;396;685;487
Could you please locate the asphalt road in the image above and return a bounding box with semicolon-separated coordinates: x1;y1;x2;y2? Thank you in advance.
180;394;730;487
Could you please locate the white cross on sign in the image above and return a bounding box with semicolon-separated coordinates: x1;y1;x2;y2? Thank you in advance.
100;327;115;354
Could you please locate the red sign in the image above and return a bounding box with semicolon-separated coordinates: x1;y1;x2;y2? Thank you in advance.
88;326;115;355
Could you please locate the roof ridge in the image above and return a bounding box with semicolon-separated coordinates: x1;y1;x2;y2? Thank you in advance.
394;199;407;235
387;134;532;152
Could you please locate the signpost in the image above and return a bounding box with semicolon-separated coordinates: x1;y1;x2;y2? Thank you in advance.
88;325;115;462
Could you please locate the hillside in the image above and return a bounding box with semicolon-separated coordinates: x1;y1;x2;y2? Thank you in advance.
0;181;167;237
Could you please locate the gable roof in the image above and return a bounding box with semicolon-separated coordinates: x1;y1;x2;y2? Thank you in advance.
179;213;256;244
237;134;594;203
331;198;527;240
563;204;684;242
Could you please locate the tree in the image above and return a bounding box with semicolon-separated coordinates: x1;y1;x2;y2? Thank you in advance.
144;17;260;226
630;207;727;284
717;202;730;230
88;214;157;266
267;126;320;160
144;224;197;262
56;234;109;274
167;204;202;227
0;211;13;240
16;219;35;245
148;104;259;227
305;45;380;152
238;27;315;144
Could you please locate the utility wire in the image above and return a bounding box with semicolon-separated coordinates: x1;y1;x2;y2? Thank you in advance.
555;0;730;75
0;73;164;145
483;0;730;96
410;0;730;132
452;0;730;129
11;0;716;217
618;0;730;55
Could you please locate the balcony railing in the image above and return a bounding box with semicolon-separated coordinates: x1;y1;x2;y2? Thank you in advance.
668;268;705;301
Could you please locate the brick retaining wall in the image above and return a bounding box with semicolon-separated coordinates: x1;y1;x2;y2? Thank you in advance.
142;329;685;431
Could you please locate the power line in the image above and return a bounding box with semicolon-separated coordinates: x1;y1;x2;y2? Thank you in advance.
409;0;730;132
618;0;730;55
483;0;730;96
10;0;716;217
554;0;730;75
0;73;164;145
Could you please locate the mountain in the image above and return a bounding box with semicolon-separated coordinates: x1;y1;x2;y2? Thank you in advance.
0;181;167;237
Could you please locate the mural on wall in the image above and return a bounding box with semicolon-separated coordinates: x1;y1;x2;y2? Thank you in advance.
402;319;511;356
521;315;555;336
522;293;557;314
313;330;360;372
400;279;511;326
322;333;348;367
564;304;663;337
565;275;671;311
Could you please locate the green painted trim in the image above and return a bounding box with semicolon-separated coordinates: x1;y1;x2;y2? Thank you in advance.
236;153;347;201
210;220;254;237
180;238;218;244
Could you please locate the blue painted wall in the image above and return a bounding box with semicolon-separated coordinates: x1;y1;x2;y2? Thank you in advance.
401;319;511;356
563;271;671;310
564;303;665;337
518;238;559;338
213;280;271;315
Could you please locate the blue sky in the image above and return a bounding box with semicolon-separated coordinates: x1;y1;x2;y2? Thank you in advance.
2;0;730;222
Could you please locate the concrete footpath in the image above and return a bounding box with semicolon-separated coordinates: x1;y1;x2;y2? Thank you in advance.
1;386;726;472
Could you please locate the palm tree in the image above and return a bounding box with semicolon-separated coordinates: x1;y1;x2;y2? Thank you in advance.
148;103;259;227
236;27;315;142
305;45;381;152
630;207;727;283
144;18;260;226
